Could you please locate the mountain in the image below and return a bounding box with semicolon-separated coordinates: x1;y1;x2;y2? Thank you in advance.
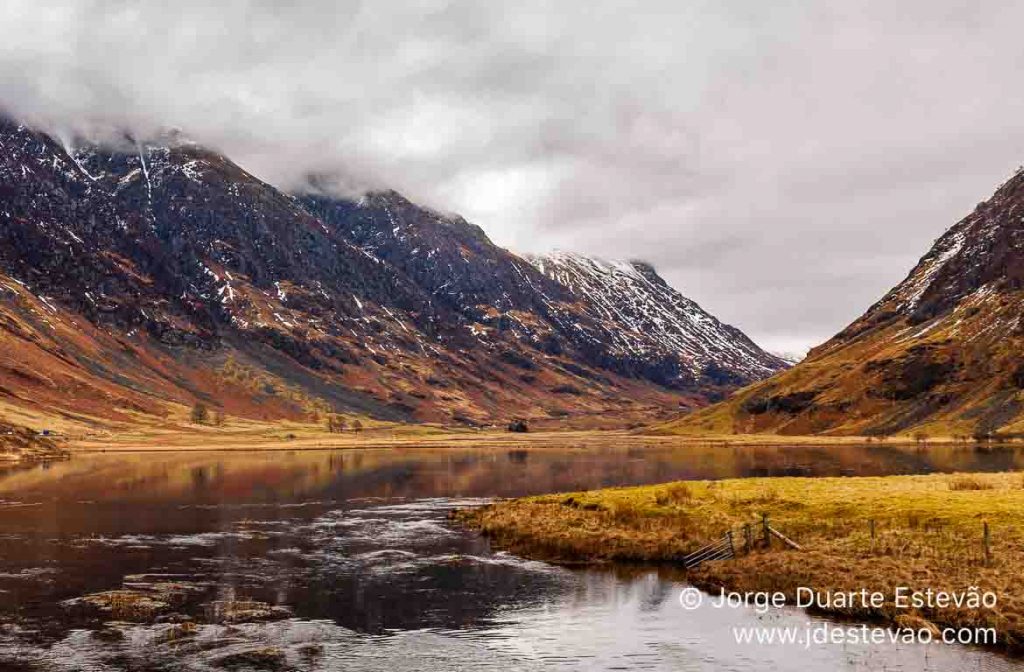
301;196;786;394
0;116;783;435
527;252;786;388
662;168;1024;438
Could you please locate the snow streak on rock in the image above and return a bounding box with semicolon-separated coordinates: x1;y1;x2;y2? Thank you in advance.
530;252;787;382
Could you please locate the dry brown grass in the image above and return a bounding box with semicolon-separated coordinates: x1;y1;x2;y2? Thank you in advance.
459;471;1024;651
948;474;997;491
78;590;172;622
655;482;693;506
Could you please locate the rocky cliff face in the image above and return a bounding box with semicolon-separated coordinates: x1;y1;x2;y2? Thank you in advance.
0;117;783;430
665;169;1024;437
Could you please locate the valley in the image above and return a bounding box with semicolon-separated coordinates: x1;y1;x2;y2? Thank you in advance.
2;3;1023;670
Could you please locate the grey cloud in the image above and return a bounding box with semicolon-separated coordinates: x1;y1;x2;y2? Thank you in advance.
1;0;1023;354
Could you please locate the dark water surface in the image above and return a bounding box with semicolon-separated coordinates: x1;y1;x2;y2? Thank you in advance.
0;441;1021;671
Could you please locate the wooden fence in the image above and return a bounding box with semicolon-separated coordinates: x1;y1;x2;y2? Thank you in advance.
684;515;997;570
682;514;800;570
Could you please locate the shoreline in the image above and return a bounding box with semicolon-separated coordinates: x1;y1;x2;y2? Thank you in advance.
7;423;1020;471
56;425;1024;454
456;471;1024;654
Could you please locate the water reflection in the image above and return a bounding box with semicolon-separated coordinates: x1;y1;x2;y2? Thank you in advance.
5;441;1024;506
0;441;1020;670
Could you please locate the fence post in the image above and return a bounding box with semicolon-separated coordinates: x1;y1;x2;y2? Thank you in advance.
869;518;876;551
984;521;992;566
762;514;770;549
726;530;735;558
744;523;752;554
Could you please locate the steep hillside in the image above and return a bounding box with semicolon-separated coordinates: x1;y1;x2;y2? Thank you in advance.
0;117;782;433
303;195;786;395
529;252;786;389
662;169;1024;438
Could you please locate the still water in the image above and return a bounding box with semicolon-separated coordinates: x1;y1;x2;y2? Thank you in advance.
0;441;1021;671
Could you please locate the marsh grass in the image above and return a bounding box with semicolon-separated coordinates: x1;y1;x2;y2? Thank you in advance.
459;470;1024;651
949;474;997;491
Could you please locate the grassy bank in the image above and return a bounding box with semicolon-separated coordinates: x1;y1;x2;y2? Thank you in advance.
64;425;661;452
0;423;68;463
59;419;926;453
65;427;973;453
459;472;1024;651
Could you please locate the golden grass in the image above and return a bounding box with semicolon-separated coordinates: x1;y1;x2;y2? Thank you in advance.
948;474;997;491
460;471;1024;650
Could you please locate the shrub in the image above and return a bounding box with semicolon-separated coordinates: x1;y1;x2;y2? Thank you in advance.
656;482;693;506
190;402;209;425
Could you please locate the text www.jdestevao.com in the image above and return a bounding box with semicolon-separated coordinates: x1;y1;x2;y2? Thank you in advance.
733;622;997;649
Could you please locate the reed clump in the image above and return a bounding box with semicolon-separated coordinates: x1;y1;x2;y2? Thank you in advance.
948;474;996;491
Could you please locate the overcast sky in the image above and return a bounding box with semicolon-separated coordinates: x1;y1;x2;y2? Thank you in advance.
2;1;1023;356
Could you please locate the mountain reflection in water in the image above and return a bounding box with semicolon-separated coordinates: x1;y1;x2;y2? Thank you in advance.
0;441;1020;671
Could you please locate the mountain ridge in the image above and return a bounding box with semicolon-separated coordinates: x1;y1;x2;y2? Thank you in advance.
0;115;784;435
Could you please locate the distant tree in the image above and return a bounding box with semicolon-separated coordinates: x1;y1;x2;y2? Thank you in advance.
913;431;929;445
190;402;210;425
507;419;529;433
213;408;226;427
327;414;347;433
351;419;363;433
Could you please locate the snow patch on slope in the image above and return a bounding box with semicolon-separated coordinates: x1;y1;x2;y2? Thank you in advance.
529;251;785;380
895;228;967;311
